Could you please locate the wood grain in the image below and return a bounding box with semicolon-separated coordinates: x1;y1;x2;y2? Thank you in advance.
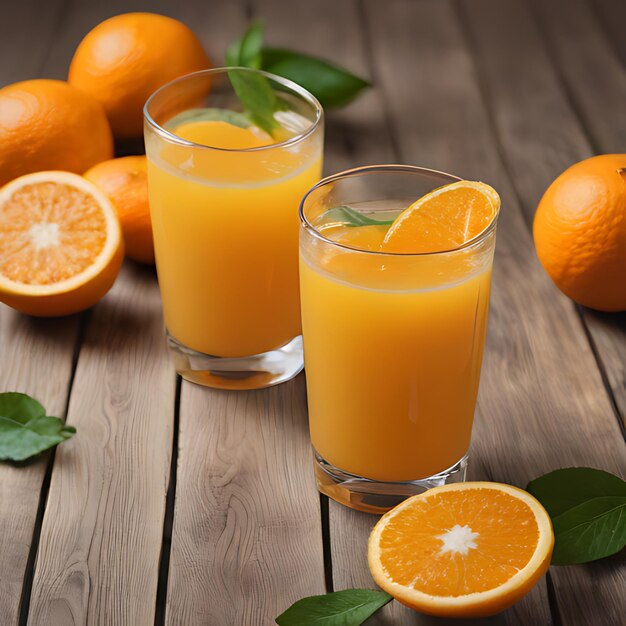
459;0;626;428
26;265;176;626
520;0;626;430
524;0;626;428
166;376;325;624
0;1;78;623
0;309;78;624
529;0;626;153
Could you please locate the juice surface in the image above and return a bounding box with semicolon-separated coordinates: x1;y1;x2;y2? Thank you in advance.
300;220;494;481
147;118;322;357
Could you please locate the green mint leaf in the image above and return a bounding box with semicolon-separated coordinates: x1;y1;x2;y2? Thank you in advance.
164;108;250;131
226;19;264;68
321;206;394;227
0;392;75;462
228;69;279;137
527;467;626;518
261;48;370;108
275;589;392;626
551;496;626;565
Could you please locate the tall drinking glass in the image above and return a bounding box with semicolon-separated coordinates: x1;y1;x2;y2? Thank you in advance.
299;166;499;513
144;68;323;389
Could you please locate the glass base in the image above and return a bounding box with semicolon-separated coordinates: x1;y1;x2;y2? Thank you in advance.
167;332;304;390
315;452;469;514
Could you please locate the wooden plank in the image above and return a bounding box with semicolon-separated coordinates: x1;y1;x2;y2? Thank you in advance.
0;1;76;624
529;0;626;153
458;1;626;623
523;0;626;427
162;1;325;624
166;377;325;624
0;310;78;623
26;264;176;626
330;0;626;625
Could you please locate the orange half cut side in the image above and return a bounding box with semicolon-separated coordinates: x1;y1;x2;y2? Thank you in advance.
0;171;123;316
368;482;554;618
382;180;500;253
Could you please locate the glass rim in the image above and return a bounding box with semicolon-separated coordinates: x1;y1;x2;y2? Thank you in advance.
143;66;324;153
299;164;500;257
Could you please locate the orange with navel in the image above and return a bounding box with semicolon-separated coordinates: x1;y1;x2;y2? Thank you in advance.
69;12;211;138
85;156;154;264
0;79;113;186
0;171;123;316
533;154;626;312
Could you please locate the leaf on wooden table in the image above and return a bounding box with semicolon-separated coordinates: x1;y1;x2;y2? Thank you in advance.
551;496;626;565
275;589;392;626
0;392;75;462
527;467;626;517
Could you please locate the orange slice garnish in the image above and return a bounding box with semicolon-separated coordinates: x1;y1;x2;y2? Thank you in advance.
0;171;123;316
368;482;554;618
382;181;500;253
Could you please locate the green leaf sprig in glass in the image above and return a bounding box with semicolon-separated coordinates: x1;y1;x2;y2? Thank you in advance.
225;20;370;137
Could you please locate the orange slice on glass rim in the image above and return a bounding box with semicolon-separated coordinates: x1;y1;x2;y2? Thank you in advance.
0;171;123;316
368;482;554;618
382;180;500;253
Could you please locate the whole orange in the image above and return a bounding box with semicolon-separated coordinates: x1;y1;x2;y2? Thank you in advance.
0;79;113;186
84;156;154;264
533;154;626;312
68;13;211;138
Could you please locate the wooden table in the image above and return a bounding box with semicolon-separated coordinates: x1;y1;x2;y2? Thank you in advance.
1;0;625;624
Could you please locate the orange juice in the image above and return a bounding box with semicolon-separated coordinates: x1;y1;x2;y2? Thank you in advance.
299;169;498;500
146;119;322;358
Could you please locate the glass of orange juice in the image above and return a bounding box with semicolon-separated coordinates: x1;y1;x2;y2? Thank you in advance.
299;165;499;513
144;69;323;389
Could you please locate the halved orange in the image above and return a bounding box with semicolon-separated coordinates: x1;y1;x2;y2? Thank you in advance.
382;181;500;253
0;171;123;316
368;482;554;618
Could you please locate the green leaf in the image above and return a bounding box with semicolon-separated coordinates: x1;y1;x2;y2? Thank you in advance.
261;48;370;108
0;392;76;462
321;206;395;227
527;468;626;518
551;496;626;565
226;19;264;69
228;69;280;136
164;108;251;131
275;589;392;626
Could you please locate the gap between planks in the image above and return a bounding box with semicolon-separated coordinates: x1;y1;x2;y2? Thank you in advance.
17;312;90;626
154;376;182;626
